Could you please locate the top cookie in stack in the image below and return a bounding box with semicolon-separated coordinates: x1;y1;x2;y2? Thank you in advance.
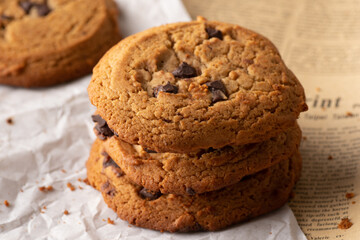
87;17;307;232
88;17;307;153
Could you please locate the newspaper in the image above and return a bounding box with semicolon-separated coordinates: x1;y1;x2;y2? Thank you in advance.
182;0;360;239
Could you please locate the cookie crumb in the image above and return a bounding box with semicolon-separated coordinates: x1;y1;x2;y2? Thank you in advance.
67;183;75;191
346;112;354;117
61;169;67;173
102;219;106;222
338;218;353;229
352;201;356;204
78;186;83;190
83;178;90;185
40;206;46;213
346;193;355;199
302;136;307;141
6;117;13;125
4;200;10;207
328;155;333;160
107;218;114;224
64;210;69;215
39;186;54;192
269;232;272;234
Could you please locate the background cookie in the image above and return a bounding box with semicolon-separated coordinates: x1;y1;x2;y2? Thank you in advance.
102;123;301;194
87;139;302;232
0;0;121;87
88;18;307;153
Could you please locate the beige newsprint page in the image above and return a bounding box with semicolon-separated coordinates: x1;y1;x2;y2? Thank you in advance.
183;0;360;239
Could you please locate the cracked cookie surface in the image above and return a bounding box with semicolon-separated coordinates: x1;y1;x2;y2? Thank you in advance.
87;139;302;232
0;0;121;87
102;123;301;195
88;18;307;153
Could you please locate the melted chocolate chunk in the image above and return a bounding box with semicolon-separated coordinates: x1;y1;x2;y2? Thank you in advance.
205;80;227;94
0;15;13;29
139;188;162;200
101;181;116;196
102;151;119;169
180;222;204;232
112;168;124;177
1;15;13;21
205;27;223;40
153;82;178;97
143;148;157;153
172;62;197;78
186;187;196;195
211;90;227;103
34;3;51;16
19;1;33;14
92;114;106;127
91;114;115;139
205;80;228;103
19;1;51;16
101;152;124;177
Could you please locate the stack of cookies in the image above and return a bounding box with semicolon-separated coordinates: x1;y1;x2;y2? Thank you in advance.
86;18;308;232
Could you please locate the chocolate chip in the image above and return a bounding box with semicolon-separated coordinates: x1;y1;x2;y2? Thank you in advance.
243;59;254;65
34;3;51;16
101;151;120;169
106;188;116;197
205;80;227;94
153;82;178;97
101;181;117;196
143;148;157;153
102;151;124;177
92;114;106;127
212;90;228;103
1;14;14;29
205;80;228;103
19;1;33;14
101;181;110;191
19;1;51;17
186;187;196;195
112;168;124;177
205;27;223;40
180;222;204;232
172;62;197;78
139;188;162;200
1;15;13;21
91;114;115;140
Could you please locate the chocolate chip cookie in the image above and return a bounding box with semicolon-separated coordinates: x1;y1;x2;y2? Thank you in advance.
101;122;301;194
87;139;302;232
88;17;307;153
0;0;121;87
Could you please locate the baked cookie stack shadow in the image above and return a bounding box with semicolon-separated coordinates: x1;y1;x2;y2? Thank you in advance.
86;17;308;232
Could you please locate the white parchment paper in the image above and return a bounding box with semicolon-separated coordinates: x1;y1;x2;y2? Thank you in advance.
0;0;307;239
